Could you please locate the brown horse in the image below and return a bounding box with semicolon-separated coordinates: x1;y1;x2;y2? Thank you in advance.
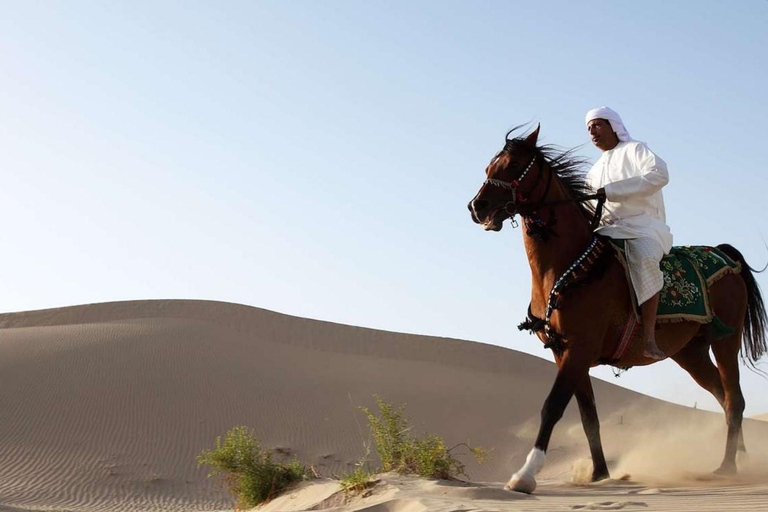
468;125;767;493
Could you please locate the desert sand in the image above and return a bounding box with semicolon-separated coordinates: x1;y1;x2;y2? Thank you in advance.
0;300;766;512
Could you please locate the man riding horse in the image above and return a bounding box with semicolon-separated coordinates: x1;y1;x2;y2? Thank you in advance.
469;110;766;493
585;107;669;360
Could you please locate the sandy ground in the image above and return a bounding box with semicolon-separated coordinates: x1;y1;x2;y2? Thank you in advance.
0;300;766;512
262;473;768;512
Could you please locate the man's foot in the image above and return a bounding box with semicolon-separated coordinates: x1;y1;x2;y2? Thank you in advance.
639;293;664;360
643;340;666;361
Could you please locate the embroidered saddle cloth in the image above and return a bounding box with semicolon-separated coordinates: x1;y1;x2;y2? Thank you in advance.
610;241;741;324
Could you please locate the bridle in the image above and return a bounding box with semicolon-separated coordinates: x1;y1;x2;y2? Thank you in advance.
483;152;605;232
483;154;539;221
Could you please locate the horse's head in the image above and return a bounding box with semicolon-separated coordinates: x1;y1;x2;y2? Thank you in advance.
468;125;541;231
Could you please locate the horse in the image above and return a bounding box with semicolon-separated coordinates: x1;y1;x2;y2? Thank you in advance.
467;125;767;494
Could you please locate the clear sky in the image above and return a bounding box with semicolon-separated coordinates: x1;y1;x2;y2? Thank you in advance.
2;1;768;415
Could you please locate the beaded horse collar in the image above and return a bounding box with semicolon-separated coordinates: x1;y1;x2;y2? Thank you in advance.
518;235;612;355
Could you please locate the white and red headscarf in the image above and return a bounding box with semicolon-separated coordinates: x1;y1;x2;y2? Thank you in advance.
585;106;633;142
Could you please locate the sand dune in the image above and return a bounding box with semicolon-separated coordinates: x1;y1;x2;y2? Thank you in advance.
0;300;766;512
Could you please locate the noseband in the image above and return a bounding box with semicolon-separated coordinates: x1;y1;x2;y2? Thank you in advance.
483;155;538;218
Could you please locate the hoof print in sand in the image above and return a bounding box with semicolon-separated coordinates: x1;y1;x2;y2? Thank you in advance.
571;501;648;510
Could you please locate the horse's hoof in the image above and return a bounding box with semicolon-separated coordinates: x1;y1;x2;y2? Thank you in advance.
713;464;736;476
505;472;536;494
592;470;610;482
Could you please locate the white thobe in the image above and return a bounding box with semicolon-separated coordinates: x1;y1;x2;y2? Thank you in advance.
586;141;673;253
586;141;673;305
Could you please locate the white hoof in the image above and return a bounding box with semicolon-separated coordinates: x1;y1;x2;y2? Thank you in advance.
505;472;537;494
504;448;545;494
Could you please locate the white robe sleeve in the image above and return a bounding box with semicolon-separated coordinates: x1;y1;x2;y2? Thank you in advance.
604;143;669;201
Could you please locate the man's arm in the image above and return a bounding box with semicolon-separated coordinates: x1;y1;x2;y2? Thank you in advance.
603;144;669;201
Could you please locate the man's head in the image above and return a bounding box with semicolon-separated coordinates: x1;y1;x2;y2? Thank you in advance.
587;118;619;151
584;106;632;152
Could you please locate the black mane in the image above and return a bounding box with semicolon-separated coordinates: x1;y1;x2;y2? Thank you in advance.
503;128;596;221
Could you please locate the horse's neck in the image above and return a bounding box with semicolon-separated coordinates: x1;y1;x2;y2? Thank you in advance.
523;179;594;306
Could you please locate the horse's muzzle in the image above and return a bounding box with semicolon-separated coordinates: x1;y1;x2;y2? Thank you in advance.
468;198;489;224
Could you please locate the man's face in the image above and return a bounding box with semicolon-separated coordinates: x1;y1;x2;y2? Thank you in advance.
587;118;619;151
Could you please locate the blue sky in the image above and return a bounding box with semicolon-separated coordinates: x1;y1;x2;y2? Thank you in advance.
2;1;768;414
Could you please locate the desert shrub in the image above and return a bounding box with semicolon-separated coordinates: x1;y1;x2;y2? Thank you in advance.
360;397;410;473
339;466;377;494
360;396;487;480
410;434;464;480
197;426;307;509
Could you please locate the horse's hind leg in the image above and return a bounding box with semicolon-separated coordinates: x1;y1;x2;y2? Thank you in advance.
672;336;724;402
672;337;747;453
711;332;746;475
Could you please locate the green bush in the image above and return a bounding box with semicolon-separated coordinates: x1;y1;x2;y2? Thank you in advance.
360;396;487;480
197;426;307;509
339;466;377;494
410;434;464;480
360;398;410;473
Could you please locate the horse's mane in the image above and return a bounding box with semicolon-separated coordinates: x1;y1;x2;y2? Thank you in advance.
503;128;596;221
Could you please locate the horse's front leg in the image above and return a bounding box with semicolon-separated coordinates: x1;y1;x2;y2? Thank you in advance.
575;374;609;481
505;351;589;494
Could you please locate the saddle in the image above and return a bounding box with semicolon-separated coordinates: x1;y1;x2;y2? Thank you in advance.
609;241;741;328
599;242;742;366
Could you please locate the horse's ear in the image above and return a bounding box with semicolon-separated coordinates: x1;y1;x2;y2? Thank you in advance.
524;124;540;148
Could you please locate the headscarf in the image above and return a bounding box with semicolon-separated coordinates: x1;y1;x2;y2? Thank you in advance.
585;106;633;142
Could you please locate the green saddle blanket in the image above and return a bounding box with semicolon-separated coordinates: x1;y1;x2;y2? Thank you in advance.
610;240;741;324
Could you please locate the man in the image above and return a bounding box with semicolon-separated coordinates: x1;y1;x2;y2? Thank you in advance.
585;107;672;360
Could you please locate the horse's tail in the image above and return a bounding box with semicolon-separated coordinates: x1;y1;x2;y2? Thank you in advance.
717;244;768;363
